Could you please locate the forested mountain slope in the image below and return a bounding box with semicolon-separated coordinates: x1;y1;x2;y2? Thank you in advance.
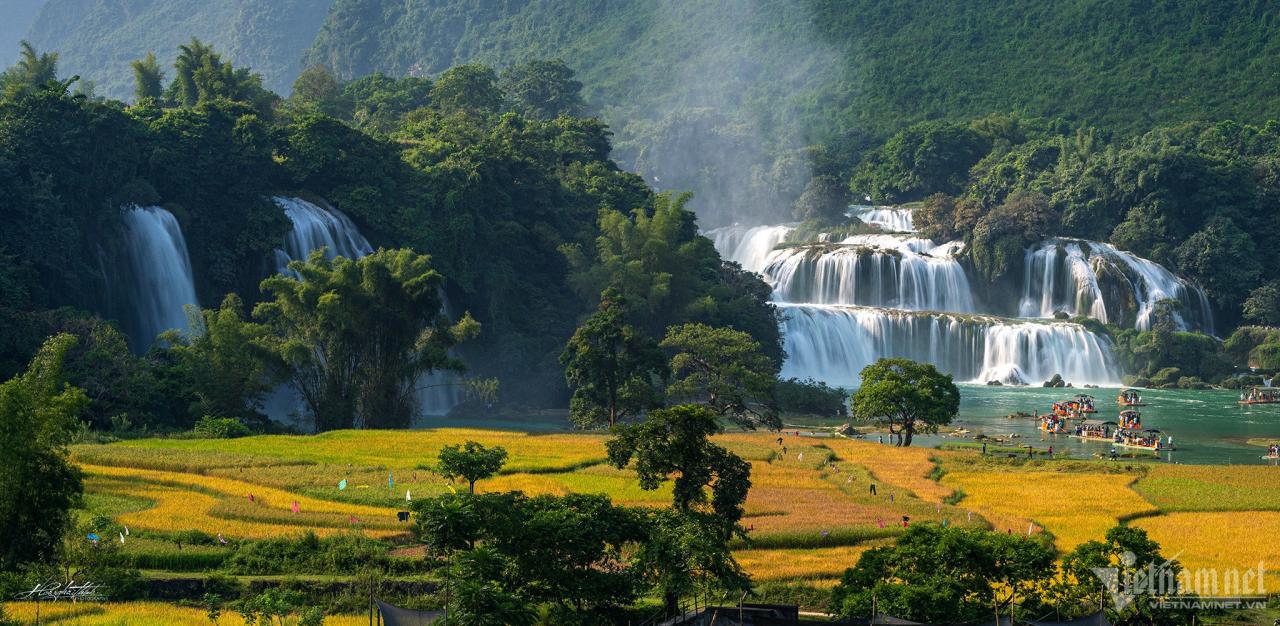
23;0;332;96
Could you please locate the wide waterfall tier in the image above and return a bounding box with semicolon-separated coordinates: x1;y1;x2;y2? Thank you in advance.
849;205;914;232
780;304;1122;387
120;206;200;348
706;224;795;273
762;236;976;312
1019;238;1214;333
273;196;374;271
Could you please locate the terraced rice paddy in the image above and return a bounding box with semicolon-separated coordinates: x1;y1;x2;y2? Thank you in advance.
62;428;1280;592
3;601;370;625
940;469;1158;549
1133;512;1280;590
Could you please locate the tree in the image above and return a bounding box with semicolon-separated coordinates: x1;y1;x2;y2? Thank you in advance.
661;323;780;429
606;404;750;528
167;294;279;426
793;174;851;223
130;52;164;102
499;59;586;119
0;333;87;570
430;64;504;113
0;41;60;100
167;38;276;113
289;65;347;117
1243;281;1280;326
1060;526;1198;625
437;441;508;494
635;508;750;618
851;358;959;446
256;249;480;430
831;525;1056;624
1175;215;1261;311
849;120;990;203
560;288;667;429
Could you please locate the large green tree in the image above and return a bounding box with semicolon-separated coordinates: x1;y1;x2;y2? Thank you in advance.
560;288;667;429
0;333;87;570
256;248;479;430
167;294;279;426
436;440;508;494
851;358;959;446
499;59;586;120
661;323;780;429
606;404;750;529
129;52;163;102
831;525;1056;624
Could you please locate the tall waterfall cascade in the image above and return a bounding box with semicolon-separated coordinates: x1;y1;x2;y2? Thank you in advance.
272;197;460;418
1019;238;1214;333
272;196;374;272
120;206;200;348
849;205;914;232
703;205;1193;386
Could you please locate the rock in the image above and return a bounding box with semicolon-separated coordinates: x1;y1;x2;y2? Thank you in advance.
1042;373;1066;388
986;380;1003;386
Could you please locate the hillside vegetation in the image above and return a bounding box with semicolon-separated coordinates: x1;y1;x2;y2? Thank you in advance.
20;0;1280;223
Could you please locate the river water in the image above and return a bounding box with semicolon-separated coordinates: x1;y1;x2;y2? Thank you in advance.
901;384;1280;465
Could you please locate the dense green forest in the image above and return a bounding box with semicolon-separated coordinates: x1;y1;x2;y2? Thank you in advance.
17;0;1280;224
0;41;780;432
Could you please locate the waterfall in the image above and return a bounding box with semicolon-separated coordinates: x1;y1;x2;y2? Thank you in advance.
779;304;1122;387
271;196;461;420
705;224;794;273
120;206;200;348
273;196;374;271
763;237;976;312
1019;238;1214;333
849;205;915;232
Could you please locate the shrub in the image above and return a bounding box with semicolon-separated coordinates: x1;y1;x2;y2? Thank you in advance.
193;416;251;439
776;378;848;418
1149;367;1183;387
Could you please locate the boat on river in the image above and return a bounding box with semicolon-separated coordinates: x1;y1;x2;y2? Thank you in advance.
1074;394;1097;413
1239;386;1280;405
1263;443;1279;460
1071;419;1117;442
1119;409;1142;429
1040;413;1069;434
1114;428;1174;452
1052;400;1084;418
1117;388;1145;407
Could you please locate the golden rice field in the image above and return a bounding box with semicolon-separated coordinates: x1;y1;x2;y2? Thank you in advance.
1132;512;1280;591
66;428;1280;591
2;601;370;625
940;470;1158;550
1133;465;1280;511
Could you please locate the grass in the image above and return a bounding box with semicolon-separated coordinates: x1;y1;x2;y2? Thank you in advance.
734;545;877;581
818;438;956;503
64;426;1280;601
940;469;1157;551
1132;512;1280;591
1133;465;1280;511
1;601;371;625
78;429;609;473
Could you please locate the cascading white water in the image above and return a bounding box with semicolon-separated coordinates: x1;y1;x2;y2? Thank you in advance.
779;304;1121;387
849;205;915;232
708;214;1128;386
1019;238;1214;333
762;237;976;312
273;196;374;271
120;206;200;347
271;196;460;418
705;224;794;273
